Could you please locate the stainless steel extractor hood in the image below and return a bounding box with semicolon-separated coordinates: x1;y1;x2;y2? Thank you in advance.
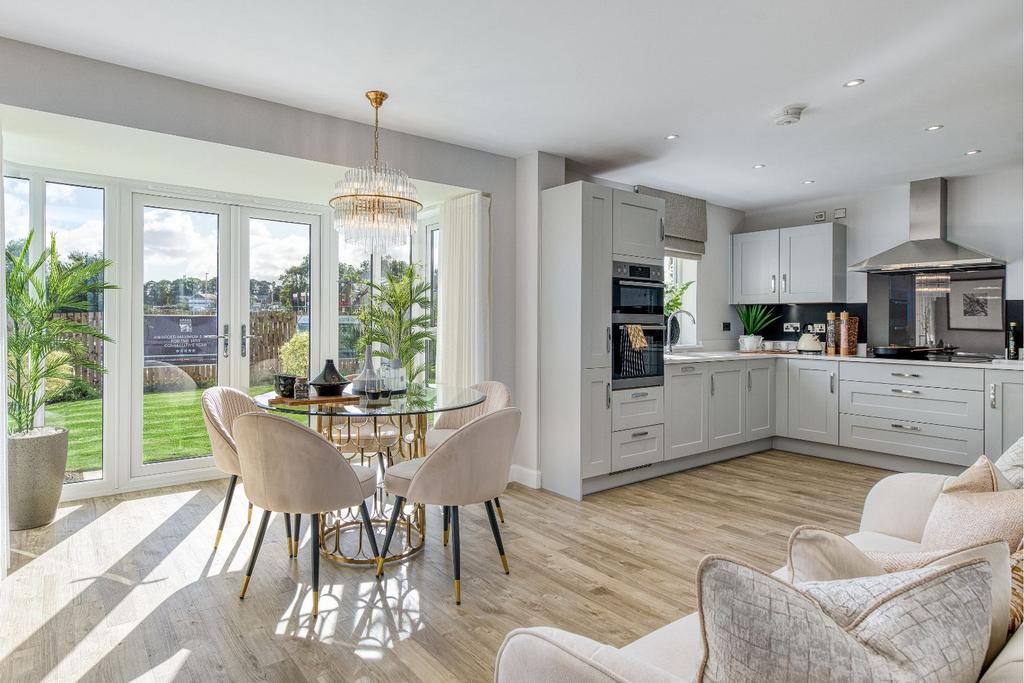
848;177;1004;273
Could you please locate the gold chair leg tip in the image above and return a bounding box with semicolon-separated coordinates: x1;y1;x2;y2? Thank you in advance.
213;529;223;549
454;579;461;605
375;556;384;577
239;576;251;599
497;510;505;524
501;554;510;574
312;591;319;617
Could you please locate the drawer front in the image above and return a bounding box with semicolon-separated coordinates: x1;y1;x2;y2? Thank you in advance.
611;424;665;472
840;362;983;391
840;381;984;429
612;387;665;431
840;414;982;466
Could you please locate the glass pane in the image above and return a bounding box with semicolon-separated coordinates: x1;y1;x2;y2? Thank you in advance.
665;256;698;347
247;218;310;393
141;206;219;464
338;243;371;377
3;177;30;251
41;182;106;483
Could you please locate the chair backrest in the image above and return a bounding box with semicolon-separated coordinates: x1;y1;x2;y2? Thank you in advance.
433;380;512;430
201;386;259;476
407;407;521;506
232;412;367;514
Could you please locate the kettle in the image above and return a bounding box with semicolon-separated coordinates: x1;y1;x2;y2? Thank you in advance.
797;326;823;354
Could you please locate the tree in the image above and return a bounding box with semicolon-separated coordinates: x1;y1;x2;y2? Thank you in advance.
277;255;310;310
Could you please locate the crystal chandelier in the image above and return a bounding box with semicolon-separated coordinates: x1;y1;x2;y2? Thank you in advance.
330;91;422;252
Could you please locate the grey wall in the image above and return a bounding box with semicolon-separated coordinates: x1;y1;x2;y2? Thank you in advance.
700;204;743;350
741;166;1024;301
0;37;518;390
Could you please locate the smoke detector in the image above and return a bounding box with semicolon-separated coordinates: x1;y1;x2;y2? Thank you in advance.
775;105;805;126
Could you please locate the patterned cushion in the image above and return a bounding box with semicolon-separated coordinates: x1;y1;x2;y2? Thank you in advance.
994;437;1024;489
697;556;992;683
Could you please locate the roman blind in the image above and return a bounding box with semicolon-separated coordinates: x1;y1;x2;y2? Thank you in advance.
635;185;707;259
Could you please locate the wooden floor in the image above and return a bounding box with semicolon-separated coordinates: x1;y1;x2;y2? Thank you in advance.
0;450;888;682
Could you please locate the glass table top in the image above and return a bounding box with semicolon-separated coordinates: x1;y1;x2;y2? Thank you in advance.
253;383;485;417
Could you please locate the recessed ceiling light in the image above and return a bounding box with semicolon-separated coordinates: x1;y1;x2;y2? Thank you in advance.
752;163;766;169
802;180;816;184
924;124;944;131
964;149;982;156
843;79;865;88
665;134;679;140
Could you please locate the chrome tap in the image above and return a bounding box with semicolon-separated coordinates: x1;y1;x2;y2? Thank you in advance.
668;309;695;352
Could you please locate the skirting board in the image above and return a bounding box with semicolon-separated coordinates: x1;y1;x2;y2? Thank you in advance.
582;439;774;496
771;437;963;476
510;464;541;489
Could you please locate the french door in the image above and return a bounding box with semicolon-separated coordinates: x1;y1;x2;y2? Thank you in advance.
130;194;319;478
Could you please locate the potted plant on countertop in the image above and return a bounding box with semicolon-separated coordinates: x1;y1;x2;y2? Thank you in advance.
6;232;115;530
735;304;779;352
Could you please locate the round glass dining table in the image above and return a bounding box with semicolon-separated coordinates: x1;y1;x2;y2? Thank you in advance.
253;383;485;567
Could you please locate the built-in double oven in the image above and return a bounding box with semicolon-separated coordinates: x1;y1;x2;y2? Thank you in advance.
612;260;665;389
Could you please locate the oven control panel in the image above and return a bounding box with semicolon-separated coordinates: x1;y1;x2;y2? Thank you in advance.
613;261;663;281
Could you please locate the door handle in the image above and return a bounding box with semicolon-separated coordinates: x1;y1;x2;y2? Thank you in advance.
990;383;997;408
891;388;920;395
829;372;835;394
891;372;920;378
781;274;787;292
240;323;260;358
631;430;649;439
203;324;230;358
606;325;612;353
631;391;649;399
747;369;752;391
710;375;715;396
659;216;665;243
606;382;611;409
890;423;922;432
770;275;776;293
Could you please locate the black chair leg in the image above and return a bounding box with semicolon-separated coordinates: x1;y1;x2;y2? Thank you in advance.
292;513;302;559
215;475;238;549
240;510;271;598
451;506;461;604
284;513;293;558
485;500;510;574
442;505;450;546
358;502;381;564
493;497;505;524
310;512;321;617
377;496;405;577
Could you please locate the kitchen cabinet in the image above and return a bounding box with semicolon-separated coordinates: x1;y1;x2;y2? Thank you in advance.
746;359;775;440
611;425;665;472
612;387;664;432
788;359;839;445
708;362;747;449
840;414;982;467
985;369;1024;456
580;369;612;479
612;190;665;260
664;363;709;460
581;185;613;369
731;223;847;304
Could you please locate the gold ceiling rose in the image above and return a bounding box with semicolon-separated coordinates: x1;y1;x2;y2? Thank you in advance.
330;90;422;252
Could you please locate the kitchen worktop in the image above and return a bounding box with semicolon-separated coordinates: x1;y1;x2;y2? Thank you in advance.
664;350;1024;370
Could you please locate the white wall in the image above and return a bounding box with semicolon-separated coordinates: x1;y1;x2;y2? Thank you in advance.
699;204;744;350
0;37;519;389
741;166;1023;300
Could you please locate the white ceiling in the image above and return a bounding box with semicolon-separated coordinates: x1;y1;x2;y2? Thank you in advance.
0;1;1019;210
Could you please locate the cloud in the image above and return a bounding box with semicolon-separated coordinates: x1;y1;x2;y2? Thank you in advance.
143;208;218;281
248;219;309;282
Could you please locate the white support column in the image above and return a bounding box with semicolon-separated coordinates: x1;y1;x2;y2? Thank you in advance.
512;152;564;488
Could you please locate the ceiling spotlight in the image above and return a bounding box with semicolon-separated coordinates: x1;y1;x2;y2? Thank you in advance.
843;79;865;88
802;180;816;184
752;163;766;169
964;149;982;156
924;124;944;131
665;133;679;140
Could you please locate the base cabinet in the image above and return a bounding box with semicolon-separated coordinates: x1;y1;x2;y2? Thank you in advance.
746;360;775;440
708;362;747;449
611;425;664;472
985;369;1024;456
581;369;612;479
664;364;709;460
788;359;839;445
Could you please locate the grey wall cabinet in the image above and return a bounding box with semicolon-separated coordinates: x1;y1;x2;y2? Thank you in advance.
731;230;779;304
985;369;1024;456
732;223;847;304
612;190;665;260
788;359;839;445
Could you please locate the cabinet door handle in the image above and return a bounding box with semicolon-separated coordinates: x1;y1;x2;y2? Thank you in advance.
659;216;665;242
891;388;920;395
747;369;752;391
890;423;922;432
606;325;611;353
631;430;649;439
829;372;835;394
770;275;776;293
710;375;715;396
678;366;695;373
631;391;649;399
606;382;611;409
990;383;997;408
891;372;920;378
781;274;787;292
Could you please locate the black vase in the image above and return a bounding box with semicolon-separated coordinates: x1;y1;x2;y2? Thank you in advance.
309;359;346;397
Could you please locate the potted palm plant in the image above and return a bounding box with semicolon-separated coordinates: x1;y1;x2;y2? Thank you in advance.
356;264;435;385
735;304;779;352
7;233;115;529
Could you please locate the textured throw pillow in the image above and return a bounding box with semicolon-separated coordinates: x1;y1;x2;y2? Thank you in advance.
697;555;992;683
787;527;1011;664
994;437;1024;489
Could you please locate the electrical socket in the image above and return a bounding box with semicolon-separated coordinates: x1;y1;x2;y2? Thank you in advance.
722;321;731;332
783;322;800;333
813;323;826;333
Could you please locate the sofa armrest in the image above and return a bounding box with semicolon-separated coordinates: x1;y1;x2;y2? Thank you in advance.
495;627;683;683
859;472;950;542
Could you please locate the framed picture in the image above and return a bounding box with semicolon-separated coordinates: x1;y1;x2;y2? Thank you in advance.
947;278;1004;330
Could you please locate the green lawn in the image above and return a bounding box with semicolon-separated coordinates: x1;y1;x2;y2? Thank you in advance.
45;384;286;473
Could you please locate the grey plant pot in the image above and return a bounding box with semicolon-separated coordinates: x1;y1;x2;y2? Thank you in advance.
8;427;69;531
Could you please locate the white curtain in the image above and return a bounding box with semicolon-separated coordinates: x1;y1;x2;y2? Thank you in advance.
436;192;490;386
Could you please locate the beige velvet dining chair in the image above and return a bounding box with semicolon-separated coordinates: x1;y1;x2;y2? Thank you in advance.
379;407;522;605
232;412;381;618
201;387;260;549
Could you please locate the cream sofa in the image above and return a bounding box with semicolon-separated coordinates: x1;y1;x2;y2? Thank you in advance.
495;471;1022;683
